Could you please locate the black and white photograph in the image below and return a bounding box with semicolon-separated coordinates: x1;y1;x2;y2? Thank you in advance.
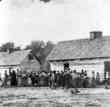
0;0;110;107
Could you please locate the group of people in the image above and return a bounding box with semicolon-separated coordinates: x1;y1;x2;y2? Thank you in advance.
0;69;100;88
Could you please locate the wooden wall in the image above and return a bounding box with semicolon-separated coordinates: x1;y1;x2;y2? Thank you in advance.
49;58;110;81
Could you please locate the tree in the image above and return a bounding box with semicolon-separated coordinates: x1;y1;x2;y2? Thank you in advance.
25;40;55;65
25;40;45;64
14;46;21;51
44;41;55;57
0;42;21;53
41;41;55;71
40;0;51;3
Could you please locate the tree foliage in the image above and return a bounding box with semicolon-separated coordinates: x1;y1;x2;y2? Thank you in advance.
0;42;21;53
25;40;55;64
40;0;51;3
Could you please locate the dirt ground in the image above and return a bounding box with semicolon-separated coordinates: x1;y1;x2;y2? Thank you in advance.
0;87;110;107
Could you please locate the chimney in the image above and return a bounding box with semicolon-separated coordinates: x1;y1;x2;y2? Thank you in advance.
90;31;103;40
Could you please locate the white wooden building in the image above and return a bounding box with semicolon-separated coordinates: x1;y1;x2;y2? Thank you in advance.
47;31;110;81
0;50;41;79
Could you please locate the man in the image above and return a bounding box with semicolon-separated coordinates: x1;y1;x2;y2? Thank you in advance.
30;72;36;86
64;69;72;89
70;70;80;93
50;71;56;89
11;70;17;86
2;70;8;87
56;71;60;87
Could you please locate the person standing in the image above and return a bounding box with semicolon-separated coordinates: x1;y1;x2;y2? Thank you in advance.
3;70;8;87
96;72;100;85
50;71;56;89
11;70;17;86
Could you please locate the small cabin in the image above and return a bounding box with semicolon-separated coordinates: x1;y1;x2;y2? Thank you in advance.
47;31;110;81
0;50;41;79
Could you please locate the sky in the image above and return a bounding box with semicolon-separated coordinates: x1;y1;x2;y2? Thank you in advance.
0;0;110;47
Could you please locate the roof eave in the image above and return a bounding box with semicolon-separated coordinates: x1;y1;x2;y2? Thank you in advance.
48;56;110;62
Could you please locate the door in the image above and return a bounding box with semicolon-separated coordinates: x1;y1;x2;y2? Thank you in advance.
64;63;70;71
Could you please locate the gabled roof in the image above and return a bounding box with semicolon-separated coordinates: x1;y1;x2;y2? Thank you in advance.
0;50;31;66
47;36;110;61
0;52;9;65
0;52;8;58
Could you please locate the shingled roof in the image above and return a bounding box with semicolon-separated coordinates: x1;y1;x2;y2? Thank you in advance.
0;50;31;66
47;36;110;61
0;52;9;65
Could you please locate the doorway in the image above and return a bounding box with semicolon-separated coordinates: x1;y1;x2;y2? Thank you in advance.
64;63;69;71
